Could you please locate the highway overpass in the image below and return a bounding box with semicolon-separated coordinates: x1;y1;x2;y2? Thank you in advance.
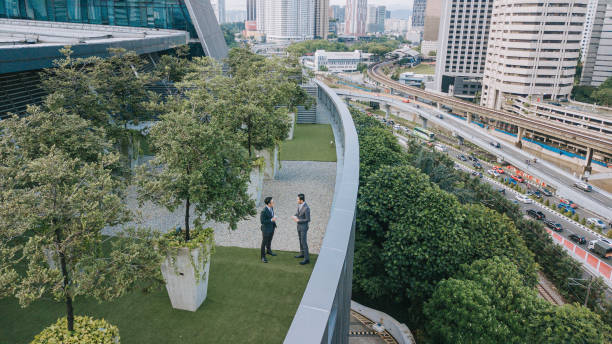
367;61;612;174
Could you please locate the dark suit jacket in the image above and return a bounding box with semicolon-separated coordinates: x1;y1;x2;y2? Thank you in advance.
260;207;277;234
295;203;310;232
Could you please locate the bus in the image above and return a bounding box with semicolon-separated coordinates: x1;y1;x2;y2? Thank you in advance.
413;127;435;142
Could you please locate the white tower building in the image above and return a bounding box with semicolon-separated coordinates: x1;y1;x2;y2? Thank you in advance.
345;0;367;36
257;0;315;41
481;0;587;109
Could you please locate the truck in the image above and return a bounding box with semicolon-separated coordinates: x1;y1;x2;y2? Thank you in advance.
588;240;612;259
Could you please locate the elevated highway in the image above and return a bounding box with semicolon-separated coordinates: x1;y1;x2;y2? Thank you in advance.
367;61;612;172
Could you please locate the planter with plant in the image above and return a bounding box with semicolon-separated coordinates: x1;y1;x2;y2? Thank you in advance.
32;316;120;344
159;222;215;312
137;94;255;311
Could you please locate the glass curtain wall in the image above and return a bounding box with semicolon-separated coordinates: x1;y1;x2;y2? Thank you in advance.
0;0;196;37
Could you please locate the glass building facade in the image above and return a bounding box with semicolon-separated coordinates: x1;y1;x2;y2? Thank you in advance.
0;0;197;38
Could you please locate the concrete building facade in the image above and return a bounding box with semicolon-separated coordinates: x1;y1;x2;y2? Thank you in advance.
210;0;226;23
433;0;493;99
412;0;427;28
345;0;367;36
257;0;315;41
580;0;612;87
366;5;386;33
313;50;369;71
581;0;600;61
481;0;587;109
248;0;257;21
315;0;330;38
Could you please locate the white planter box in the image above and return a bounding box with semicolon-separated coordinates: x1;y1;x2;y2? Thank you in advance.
255;146;279;180
287;112;295;140
248;166;264;205
161;245;211;312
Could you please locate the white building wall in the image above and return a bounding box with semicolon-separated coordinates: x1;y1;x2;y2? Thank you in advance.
481;0;587;109
345;0;367;36
259;0;315;41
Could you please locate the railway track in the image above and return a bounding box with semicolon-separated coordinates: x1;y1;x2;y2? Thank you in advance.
350;310;398;343
367;62;612;154
537;282;562;305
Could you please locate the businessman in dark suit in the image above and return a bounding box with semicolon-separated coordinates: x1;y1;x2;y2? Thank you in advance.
291;193;310;265
260;196;277;263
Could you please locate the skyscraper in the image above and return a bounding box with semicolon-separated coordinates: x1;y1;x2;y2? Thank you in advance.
247;0;257;21
580;0;612;86
315;0;330;38
330;5;346;21
412;0;427;28
481;0;587;109
345;0;367;36
366;5;386;32
433;0;493;99
257;0;315;41
581;0;600;61
210;0;226;24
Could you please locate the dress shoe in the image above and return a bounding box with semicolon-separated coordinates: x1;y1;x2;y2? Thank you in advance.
294;254;304;258
299;260;310;265
262;257;268;263
267;251;277;256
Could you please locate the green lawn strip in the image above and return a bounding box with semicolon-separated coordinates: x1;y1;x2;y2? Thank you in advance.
397;63;435;75
0;246;316;344
281;124;336;162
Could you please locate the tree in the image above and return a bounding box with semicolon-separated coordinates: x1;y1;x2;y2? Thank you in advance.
137;99;256;242
428;50;436;57
0;145;160;332
425;257;611;343
199;49;308;156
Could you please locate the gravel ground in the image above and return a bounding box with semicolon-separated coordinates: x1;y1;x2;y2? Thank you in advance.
104;161;336;254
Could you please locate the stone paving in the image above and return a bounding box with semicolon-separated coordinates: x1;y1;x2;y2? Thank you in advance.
105;161;336;254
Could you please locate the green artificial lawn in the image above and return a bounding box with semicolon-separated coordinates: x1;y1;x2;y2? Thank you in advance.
399;63;435;75
0;246;316;344
280;124;337;162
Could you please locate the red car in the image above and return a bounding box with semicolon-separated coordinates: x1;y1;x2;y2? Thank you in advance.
511;175;524;183
493;166;505;174
559;199;578;209
402;99;410;103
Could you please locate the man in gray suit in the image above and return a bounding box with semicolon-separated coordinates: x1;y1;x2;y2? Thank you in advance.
291;193;310;265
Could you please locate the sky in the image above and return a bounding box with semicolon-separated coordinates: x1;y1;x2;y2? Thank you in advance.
225;0;412;11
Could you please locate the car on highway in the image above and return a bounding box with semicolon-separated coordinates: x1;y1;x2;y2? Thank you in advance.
402;99;410;103
473;162;483;170
526;209;545;220
471;171;483;178
568;234;587;245
527;190;542;199
557;203;576;215
490;141;501;148
574;181;593;192
488;169;500;177
540;188;553;197
587;218;606;230
458;154;467;161
516;194;533;204
511;175;524;183
493;166;505;174
559;199;578;209
544;220;562;232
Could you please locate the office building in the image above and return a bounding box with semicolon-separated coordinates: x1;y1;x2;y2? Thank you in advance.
248;0;257;20
210;0;226;23
330;5;346;21
412;0;427;28
312;50;372;71
481;0;587;109
0;0;227;60
366;5;385;32
580;0;612;86
315;0;330;38
581;0;600;61
257;0;315;41
384;18;411;33
433;0;493;99
345;0;367;36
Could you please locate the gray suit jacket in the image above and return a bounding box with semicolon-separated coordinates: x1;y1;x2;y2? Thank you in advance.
295;203;310;231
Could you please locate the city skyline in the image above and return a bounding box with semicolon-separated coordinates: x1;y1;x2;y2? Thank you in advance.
223;0;410;11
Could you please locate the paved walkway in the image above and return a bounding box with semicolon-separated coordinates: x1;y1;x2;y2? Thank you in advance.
105;161;336;254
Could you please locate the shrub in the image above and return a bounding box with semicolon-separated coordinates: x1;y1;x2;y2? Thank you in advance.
32;316;119;344
544;199;550;206
581;218;587;225
606;231;612;239
573;214;579;222
590;224;595;230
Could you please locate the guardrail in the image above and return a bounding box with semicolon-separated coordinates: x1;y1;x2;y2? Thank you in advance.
284;80;359;343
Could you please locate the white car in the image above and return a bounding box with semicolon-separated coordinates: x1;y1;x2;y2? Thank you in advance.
587;218;606;230
574;181;593;192
487;169;500;177
516;194;533;204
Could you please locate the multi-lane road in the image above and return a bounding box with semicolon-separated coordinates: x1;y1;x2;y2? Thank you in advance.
334;87;612;222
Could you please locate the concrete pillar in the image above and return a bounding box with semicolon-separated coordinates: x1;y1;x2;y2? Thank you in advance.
419;115;428;128
436;103;441;110
582;147;594;174
515;127;525;148
467;113;473;124
384;103;391;120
